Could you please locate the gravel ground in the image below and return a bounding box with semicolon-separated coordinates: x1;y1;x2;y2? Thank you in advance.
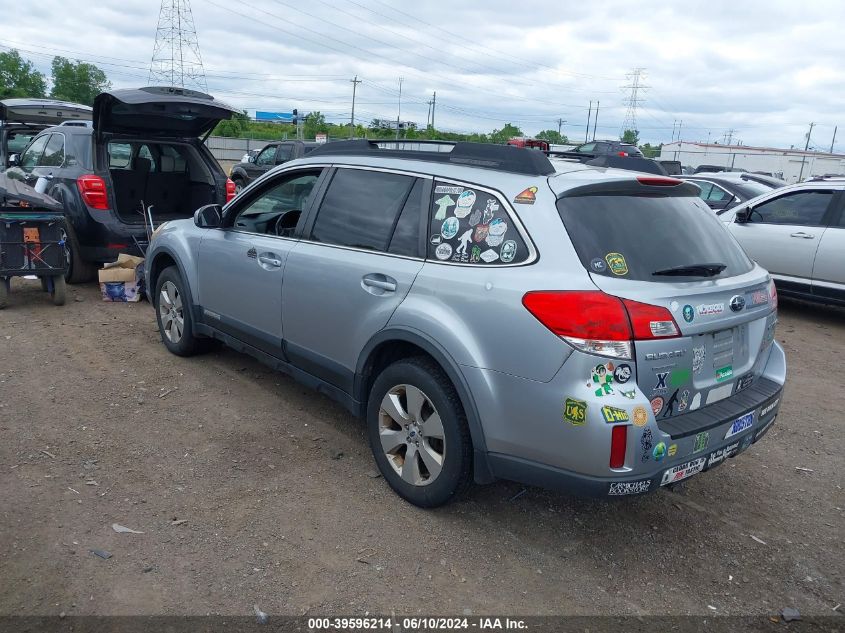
0;279;842;617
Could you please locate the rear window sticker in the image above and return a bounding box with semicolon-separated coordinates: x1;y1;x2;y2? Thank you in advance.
589;363;614;397
435;185;463;194
434;194;455;220
605;252;628;276
513;186;538;204
468;209;482;226
455;190;476;216
429;233;442;245
454;229;473;257
441;217;459;239
473;224;489;243
632;405;648;426
563;397;587;425
485;218;508;247
485;198;500;214
482;207;494;224
590;258;606;273
480;249;499;263
435;243;453;260
500;240;517;263
470;245;482;263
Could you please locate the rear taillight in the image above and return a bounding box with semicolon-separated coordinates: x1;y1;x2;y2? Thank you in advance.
76;174;109;210
522;291;680;360
609;425;628;468
769;279;778;309
617;151;628;157
226;178;237;203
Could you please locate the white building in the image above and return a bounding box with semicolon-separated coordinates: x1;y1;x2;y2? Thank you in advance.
659;141;845;183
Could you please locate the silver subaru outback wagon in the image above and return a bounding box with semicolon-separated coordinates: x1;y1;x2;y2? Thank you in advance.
145;140;786;507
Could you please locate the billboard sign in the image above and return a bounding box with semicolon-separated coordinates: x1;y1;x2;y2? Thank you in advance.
255;111;294;123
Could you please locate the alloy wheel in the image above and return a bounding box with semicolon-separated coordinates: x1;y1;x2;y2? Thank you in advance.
159;281;184;343
378;384;445;486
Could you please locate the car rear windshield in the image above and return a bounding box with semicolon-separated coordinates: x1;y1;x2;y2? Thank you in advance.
556;194;754;281
733;179;775;198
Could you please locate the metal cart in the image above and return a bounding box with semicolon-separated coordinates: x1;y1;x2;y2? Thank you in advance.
0;174;68;308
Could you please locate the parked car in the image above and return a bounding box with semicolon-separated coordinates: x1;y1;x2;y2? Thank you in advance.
719;177;845;305
145;140;785;507
5;86;237;282
563;140;645;159
229;141;319;192
1;98;91;169
682;173;783;211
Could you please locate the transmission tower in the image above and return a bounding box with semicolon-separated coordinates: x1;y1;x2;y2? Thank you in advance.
621;68;648;135
149;0;208;92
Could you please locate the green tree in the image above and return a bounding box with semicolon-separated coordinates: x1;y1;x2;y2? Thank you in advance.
536;129;569;144
489;123;523;144
0;50;47;98
639;142;661;158
50;56;111;105
621;129;639;145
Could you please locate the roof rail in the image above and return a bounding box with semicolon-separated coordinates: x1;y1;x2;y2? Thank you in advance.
306;139;556;176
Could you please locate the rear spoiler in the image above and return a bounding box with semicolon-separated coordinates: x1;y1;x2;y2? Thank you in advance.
556;175;701;199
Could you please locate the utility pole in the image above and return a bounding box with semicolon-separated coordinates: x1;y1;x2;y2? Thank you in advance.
430;91;436;130
557;118;566;137
830;126;838;153
671;120;677;142
585;101;592;143
395;77;403;140
149;0;207;91
725;128;736;146
798;122;815;181
676;119;682;142
349;75;361;138
621;67;647;136
592;101;599;141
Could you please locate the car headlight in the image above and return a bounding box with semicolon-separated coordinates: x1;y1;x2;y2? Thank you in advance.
151;221;170;241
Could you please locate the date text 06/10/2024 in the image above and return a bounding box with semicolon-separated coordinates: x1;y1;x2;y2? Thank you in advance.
307;617;528;630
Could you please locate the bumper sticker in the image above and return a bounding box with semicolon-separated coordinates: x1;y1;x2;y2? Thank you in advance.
601;405;629;424
563;398;587;426
725;412;754;439
661;457;706;486
707;441;740;467
632;405;648;427
608;480;651;496
693;431;710;453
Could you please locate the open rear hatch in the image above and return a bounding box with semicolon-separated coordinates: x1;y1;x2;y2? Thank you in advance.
0;98;92;125
93;86;237;140
555;176;777;424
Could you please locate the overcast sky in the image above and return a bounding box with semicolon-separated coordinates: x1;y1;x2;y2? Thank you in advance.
4;0;844;150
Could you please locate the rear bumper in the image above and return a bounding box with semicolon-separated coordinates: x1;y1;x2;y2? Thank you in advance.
488;386;781;498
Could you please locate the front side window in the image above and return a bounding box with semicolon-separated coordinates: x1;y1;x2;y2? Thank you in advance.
311;168;416;252
19;134;49;170
255;146;277;166
427;182;530;265
748;190;834;226
576;143;596;153
232;170;322;235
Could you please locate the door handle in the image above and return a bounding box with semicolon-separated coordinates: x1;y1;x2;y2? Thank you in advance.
258;254;282;267
362;274;397;292
790;232;815;239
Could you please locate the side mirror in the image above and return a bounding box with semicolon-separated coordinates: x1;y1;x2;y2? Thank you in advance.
247;155;255;163
8;154;20;167
734;207;751;223
194;204;222;228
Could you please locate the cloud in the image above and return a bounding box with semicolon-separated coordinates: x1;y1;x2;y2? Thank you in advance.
3;0;843;150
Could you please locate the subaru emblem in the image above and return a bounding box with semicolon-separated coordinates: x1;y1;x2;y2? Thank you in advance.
729;295;746;312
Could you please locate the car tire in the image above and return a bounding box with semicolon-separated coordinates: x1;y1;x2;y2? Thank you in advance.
50;276;66;306
0;278;8;309
61;223;96;284
153;266;210;356
367;357;472;508
233;177;245;194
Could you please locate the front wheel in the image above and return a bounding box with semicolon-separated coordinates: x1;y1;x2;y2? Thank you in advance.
367;357;472;508
153;266;210;356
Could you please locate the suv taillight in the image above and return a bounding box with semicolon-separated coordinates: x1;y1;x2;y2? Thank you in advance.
769;279;778;309
76;175;109;210
522;291;680;360
226;178;237;203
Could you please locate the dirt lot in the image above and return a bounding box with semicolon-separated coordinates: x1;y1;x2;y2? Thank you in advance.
0;279;842;618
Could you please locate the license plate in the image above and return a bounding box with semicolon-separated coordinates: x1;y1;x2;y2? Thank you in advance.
661;457;706;486
724;412;754;439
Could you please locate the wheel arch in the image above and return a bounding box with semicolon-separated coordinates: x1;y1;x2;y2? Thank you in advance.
355;327;494;484
147;246;195;309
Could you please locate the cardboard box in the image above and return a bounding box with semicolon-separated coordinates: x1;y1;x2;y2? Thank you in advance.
98;254;144;302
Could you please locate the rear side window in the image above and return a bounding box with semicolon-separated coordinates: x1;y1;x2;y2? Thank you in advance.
388;178;423;257
427;182;529;265
311;168;416;252
557;194;754;281
749;190;834;226
39;134;65;167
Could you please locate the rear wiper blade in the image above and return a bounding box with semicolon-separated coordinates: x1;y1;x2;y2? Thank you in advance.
652;263;727;277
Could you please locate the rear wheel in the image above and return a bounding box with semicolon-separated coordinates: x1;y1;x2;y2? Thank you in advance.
61;223;96;284
50;276;66;306
154;266;210;356
0;278;8;309
367;357;472;508
233;177;246;194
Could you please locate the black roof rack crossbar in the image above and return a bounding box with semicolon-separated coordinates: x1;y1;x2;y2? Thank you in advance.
305;139;555;176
